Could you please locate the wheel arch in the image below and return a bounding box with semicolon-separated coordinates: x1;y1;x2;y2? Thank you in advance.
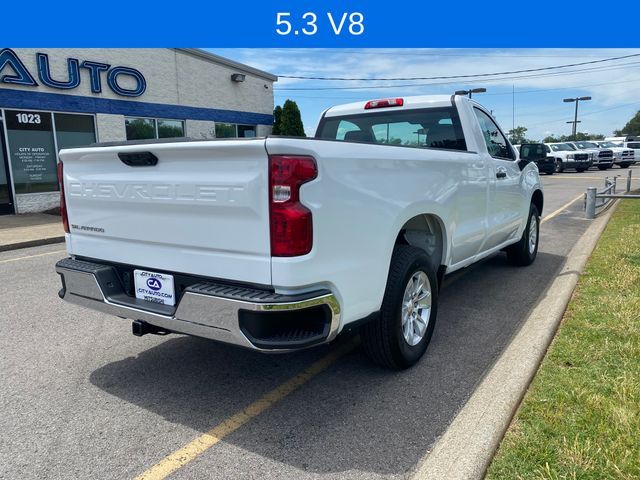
531;189;544;216
393;213;447;285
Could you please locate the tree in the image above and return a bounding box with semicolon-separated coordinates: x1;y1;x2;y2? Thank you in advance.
542;133;604;143
278;100;306;137
272;105;283;135
614;110;640;136
574;132;604;141
507;126;533;145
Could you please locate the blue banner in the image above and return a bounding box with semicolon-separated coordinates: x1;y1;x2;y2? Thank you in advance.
1;0;638;47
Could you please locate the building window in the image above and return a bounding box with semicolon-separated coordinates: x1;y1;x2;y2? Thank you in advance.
125;117;185;140
215;123;237;138
5;110;59;194
125;118;156;140
215;123;257;138
158;119;185;138
238;125;256;138
54;113;96;150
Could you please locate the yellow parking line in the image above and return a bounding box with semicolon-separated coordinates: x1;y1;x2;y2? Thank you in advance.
0;249;66;264
134;339;357;480
541;194;584;224
540;193;584;224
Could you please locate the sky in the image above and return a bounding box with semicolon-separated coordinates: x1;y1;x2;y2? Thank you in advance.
207;48;640;141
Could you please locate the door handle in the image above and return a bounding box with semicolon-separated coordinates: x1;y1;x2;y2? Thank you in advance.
496;167;507;179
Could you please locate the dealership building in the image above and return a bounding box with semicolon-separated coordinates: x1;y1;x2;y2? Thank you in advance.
0;48;277;215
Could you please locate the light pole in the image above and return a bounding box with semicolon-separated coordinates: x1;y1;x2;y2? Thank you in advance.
563;96;591;140
454;88;487;99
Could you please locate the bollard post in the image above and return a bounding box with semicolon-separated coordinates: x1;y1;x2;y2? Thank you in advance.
586;187;597;219
628;169;632;193
613;176;617;195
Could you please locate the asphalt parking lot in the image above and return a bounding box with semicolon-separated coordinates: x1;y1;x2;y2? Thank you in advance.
1;166;637;480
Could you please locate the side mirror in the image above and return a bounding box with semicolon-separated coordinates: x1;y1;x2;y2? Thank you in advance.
517;158;530;171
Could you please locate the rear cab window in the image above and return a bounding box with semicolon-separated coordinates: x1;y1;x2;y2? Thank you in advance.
316;107;467;151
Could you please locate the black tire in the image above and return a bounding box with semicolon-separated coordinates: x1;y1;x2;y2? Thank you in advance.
619;163;630;168
546;170;554;175
506;203;539;267
598;165;607;171
556;160;563;173
362;245;438;369
576;168;586;173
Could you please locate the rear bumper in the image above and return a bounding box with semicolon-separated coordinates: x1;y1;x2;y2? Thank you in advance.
55;257;341;351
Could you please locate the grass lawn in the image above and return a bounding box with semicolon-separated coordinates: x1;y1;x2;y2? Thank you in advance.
486;199;640;480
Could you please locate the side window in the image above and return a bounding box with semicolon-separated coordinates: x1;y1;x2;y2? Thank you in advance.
545;145;551;153
473;108;514;160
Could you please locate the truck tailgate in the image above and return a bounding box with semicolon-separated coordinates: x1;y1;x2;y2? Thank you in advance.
59;139;271;285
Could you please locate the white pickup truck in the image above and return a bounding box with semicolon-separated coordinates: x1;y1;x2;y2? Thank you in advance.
592;140;635;168
56;95;543;368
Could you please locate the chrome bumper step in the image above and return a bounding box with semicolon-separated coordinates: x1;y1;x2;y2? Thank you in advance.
55;257;341;351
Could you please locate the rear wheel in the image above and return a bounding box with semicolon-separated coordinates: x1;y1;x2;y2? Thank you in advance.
506;203;539;267
362;245;438;369
619;163;630;168
576;167;586;173
598;165;608;171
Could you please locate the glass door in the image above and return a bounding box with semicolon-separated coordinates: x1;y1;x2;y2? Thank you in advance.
0;120;16;215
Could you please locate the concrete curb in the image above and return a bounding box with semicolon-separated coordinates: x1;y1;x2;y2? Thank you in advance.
411;201;620;480
0;236;65;252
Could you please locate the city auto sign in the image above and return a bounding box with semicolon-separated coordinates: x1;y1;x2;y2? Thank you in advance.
0;48;146;97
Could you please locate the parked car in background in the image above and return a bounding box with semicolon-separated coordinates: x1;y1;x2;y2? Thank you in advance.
593;140;635;168
605;135;638;143
565;141;614;170
623;140;640;161
515;143;556;174
544;143;591;172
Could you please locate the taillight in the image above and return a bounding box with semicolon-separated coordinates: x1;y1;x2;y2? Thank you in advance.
364;98;404;109
269;155;317;257
57;162;69;233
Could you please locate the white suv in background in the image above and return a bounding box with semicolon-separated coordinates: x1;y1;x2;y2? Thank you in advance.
544;143;591;172
623;140;640;161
